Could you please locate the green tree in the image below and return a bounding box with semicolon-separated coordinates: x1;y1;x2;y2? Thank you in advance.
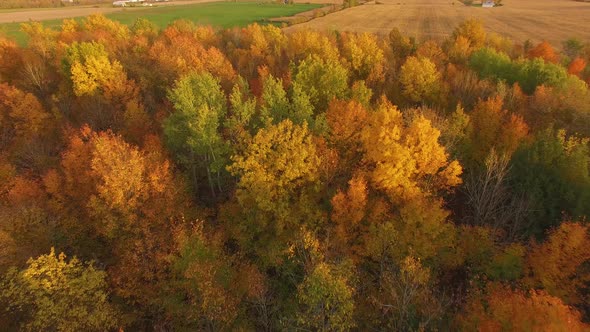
259;72;290;125
510;130;590;235
292;55;349;112
164;71;228;197
468;48;515;83
297;262;355;331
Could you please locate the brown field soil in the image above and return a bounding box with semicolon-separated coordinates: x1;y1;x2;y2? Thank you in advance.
285;0;590;45
0;0;218;23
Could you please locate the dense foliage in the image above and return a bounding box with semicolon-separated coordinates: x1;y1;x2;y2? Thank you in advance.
1;16;590;331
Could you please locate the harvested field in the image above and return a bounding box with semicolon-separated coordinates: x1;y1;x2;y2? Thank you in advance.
0;0;223;24
285;0;590;45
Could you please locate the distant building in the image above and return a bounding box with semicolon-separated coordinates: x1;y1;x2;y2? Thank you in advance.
113;0;150;6
482;0;495;7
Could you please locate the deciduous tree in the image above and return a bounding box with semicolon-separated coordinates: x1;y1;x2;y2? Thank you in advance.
0;248;119;332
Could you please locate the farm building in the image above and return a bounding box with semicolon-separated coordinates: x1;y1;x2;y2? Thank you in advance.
112;0;151;6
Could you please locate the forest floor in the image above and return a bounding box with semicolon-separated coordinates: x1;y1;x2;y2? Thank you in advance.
284;0;590;45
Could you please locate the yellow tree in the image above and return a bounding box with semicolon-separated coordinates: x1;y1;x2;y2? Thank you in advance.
64;41;129;97
227;119;322;264
357;98;462;274
340;32;386;84
452;19;486;49
286;30;340;65
0;248;119;332
63;41;141;130
80;14;130;48
360;98;462;202
399;56;442;104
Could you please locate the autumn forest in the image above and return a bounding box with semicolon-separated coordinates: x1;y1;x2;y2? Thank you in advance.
1;16;590;331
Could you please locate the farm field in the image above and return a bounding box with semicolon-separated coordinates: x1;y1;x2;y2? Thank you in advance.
0;1;323;44
285;0;590;45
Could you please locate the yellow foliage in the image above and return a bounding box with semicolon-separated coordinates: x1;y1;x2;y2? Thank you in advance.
287;29;339;63
361;98;462;201
0;248;118;331
399;56;442;103
228;119;320;212
66;42;127;97
341;32;386;84
90;132;146;214
452;19;486;49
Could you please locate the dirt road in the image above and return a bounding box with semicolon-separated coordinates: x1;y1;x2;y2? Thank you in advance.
285;0;590;45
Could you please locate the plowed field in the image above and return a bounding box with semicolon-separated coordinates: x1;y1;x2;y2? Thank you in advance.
285;0;590;45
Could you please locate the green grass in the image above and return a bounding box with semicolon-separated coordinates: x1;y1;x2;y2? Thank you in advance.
0;1;322;45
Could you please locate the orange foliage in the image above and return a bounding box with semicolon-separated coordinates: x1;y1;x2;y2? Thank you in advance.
149;23;235;88
568;57;587;76
0;37;23;83
7;177;44;207
525;222;590;306
527;41;559;63
330;175;368;257
326;99;368;151
416;40;448;67
469;97;529;163
457;283;589;332
0;83;49;142
81;14;130;47
228;24;287;80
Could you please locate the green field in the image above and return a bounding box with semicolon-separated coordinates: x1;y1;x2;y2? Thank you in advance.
0;1;322;44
